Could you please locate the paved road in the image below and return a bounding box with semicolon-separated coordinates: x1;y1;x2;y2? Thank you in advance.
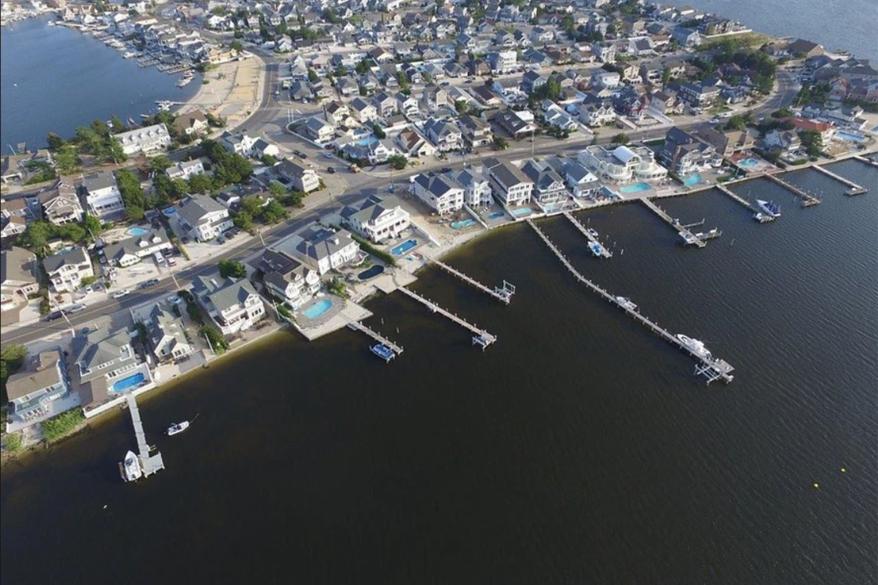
1;68;798;347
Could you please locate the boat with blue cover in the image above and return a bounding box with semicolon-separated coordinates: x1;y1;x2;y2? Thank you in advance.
370;343;395;363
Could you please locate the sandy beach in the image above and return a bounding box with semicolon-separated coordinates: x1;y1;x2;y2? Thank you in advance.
177;53;266;131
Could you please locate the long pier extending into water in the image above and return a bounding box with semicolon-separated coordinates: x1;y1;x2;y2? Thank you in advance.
126;394;164;478
853;155;878;168
527;220;735;383
763;173;821;207
715;184;753;210
433;260;516;304
562;211;613;258
348;320;404;356
397;286;497;349
640;198;708;247
812;164;868;196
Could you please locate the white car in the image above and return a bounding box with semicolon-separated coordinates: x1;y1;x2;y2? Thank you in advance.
112;289;131;299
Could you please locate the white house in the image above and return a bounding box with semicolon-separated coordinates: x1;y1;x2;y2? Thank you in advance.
259;247;320;309
5;350;71;426
579;145;668;183
340;195;411;243
116;123;172;156
292;226;360;275
81;172;124;219
177;194;233;242
102;228;173;267
411;172;465;215
454;166;493;207
487;160;533;206
166;159;205;181
275;159;321;193
303;117;335;144
219;131;258;157
191;274;265;336
43;246;94;293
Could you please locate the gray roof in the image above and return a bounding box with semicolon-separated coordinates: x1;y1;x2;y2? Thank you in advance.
43;246;89;274
413;173;461;198
192;274;258;312
73;327;135;380
6;351;63;402
178;194;226;226
103;229;168;262
294;227;355;262
1;246;37;285
82;171;117;193
340;195;404;224
488;161;532;190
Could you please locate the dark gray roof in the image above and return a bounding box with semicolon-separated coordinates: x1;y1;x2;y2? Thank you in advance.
82;171;117;193
178;194;226;226
488;161;531;189
192;274;258;312
43;246;89;273
1;246;37;285
294;227;355;262
103;229;168;262
73;328;135;379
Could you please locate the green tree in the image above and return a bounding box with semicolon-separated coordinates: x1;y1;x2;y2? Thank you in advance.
233;210;254;232
149;155;173;174
218;259;247;279
258;199;288;224
17;221;54;255
387;155;407;170
46;132;65;151
268;181;287;198
372;123;386;139
110;115;127;133
82;214;104;241
454;99;469;115
307;68;319;83
188;173;214;194
1;344;28;398
612;133;629;144
355;58;371;75
54;144;81;174
493;136;509;150
230;40;243;53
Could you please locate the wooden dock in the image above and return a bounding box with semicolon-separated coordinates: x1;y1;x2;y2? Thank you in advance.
433;260;516;304
812;164;868;196
348;320;404;356
527;220;734;383
125;394;164;478
853;155;878;168
639;198;707;248
715;184;754;211
396;286;497;349
763;173;821;207
562;212;613;258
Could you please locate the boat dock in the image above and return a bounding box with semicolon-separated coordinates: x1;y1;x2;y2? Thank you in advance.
853;155;878;168
812;165;868;196
763;173;821;207
348;320;404;356
434;260;516;304
715;184;754;210
125;394;164;478
397;286;497;349
527;220;734;383
562;212;613;258
639;198;707;248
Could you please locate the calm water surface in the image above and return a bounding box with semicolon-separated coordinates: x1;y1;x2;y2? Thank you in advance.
0;17;199;149
1;162;876;584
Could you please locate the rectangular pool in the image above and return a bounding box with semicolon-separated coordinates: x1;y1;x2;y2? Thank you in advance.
510;207;533;217
111;372;145;393
619;182;651;194
391;239;418;256
683;174;702;187
451;219;477;230
302;298;332;319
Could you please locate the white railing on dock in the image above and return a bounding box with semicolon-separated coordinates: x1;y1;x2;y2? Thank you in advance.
562;211;613;258
639;198;708;248
125;394;164;478
348;320;404;355
715;184;754;210
763;173;821;206
434;260;515;304
811;164;868;196
396;286;497;349
526;220;734;383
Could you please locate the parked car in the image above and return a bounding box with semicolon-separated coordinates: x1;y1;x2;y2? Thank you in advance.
112;289;131;299
294;150;307;159
141;279;160;289
66;304;87;314
327;166;335;174
45;311;64;322
167;256;177;266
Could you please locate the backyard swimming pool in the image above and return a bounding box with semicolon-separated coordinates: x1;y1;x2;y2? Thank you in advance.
302;298;332;319
836;130;865;143
683;174;702;187
451;219;477;230
510;207;533;217
488;211;506;220
391;239;418;256
111;372;145;394
737;158;760;169
127;226;150;237
619;182;651;194
356;136;379;147
358;265;385;280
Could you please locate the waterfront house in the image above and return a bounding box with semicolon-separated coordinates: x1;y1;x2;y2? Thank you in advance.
292;226;360;276
659;127;723;175
558;160;601;198
166;159;205;181
102;228;172;268
177;194;233;242
172;111;210;138
579;145;668;183
117;123;172;156
763;130;803;157
74;326;153;413
191;274;266;336
143;304;193;363
81;172;124;219
411;172;465;215
0;198;30;240
275;159;321;193
5;350;71;425
1;247;39;313
39;180;83;225
521;160;569;205
43;246;94;293
340;195;411;243
453;166;493;207
486;160;534;207
259;248;320;309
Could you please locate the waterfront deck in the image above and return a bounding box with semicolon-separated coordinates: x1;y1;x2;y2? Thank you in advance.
348;320;404;357
396;286;497;349
812;164;868;196
434;260;516;304
639;198;708;248
562;211;613;258
527;220;734;383
763;173;822;207
125;394;164;478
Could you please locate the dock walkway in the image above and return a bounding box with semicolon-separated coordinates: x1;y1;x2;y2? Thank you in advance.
125;394;164;478
853;155;878;168
715;184;754;211
639;198;707;248
562;212;613;258
348;320;404;355
433;260;515;304
397;286;497;349
812;164;868;196
763;173;821;206
527;220;734;383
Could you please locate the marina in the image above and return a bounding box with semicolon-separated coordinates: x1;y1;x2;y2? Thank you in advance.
396;286;497;350
527;220;735;384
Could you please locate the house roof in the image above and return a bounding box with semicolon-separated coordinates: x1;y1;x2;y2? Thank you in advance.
193;274;258;312
103;229;168;262
178;194;226;226
73;327;134;376
82;171;117;193
43;246;89;274
5;351;63;402
1;246;37;285
294;227;356;262
488;161;532;189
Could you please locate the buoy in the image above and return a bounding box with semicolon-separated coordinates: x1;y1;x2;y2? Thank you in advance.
813;482;820;489
103;504;108;510
841;467;847;473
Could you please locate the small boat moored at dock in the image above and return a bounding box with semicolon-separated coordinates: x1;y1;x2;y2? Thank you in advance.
756;199;781;218
370;343;396;363
675;334;713;360
120;450;143;482
166;421;190;436
614;296;638;312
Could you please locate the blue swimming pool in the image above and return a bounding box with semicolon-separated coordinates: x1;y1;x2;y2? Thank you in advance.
683;174;702;187
737;158;760;169
488;211;506;220
391;239;418;256
836;130;865;143
451;219;477;230
127;226;150;237
510;207;533;217
111;372;145;393
356;136;379;147
302;298;332;319
619;182;651;194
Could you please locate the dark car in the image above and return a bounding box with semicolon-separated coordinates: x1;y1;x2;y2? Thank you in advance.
294;150;308;159
326;166;335;174
45;311;64;322
141;278;160;289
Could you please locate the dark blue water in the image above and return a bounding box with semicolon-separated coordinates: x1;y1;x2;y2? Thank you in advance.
2;161;875;584
0;17;199;149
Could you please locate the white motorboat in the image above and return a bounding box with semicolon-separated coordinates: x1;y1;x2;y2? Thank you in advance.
120;450;142;482
675;334;713;360
756;199;781;218
614;296;638;312
167;421;190;436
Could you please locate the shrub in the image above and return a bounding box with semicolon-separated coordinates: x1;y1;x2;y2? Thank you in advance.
41;410;85;443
